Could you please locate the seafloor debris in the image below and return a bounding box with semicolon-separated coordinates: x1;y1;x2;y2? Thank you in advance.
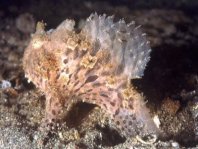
23;13;159;137
0;80;11;89
16;13;35;34
161;97;180;115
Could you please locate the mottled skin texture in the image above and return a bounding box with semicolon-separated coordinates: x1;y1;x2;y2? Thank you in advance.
23;15;158;137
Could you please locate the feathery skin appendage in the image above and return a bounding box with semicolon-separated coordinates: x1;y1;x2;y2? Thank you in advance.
23;14;158;137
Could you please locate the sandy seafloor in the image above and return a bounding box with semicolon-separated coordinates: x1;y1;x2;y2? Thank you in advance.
0;0;198;148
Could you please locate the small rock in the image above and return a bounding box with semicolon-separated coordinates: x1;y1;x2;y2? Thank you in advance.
16;13;35;34
0;80;11;89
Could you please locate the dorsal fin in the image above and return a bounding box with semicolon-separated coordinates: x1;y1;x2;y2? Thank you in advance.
82;13;151;79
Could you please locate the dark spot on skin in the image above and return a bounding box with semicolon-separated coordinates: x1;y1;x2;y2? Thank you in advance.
56;73;60;80
85;75;98;84
86;89;93;92
92;93;97;96
116;121;120;125
45;119;49;123
85;69;93;76
117;92;123;100
92;82;101;87
73;49;79;59
54;102;59;106
101;71;110;76
66;79;70;85
79;49;86;57
65;48;72;55
52;110;56;115
128;129;131;133
73;67;80;80
119;115;123;120
74;80;80;87
65;68;69;73
69;74;72;78
108;88;114;92
80;83;86;88
39;78;42;83
129;104;133;110
100;93;109;98
63;59;68;64
103;103;107;109
120;104;124;108
77;92;86;96
47;69;50;79
56;68;60;72
74;88;80;93
115;109;120;116
128;121;132;125
123;120;126;124
57;110;61;114
110;101;115;106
